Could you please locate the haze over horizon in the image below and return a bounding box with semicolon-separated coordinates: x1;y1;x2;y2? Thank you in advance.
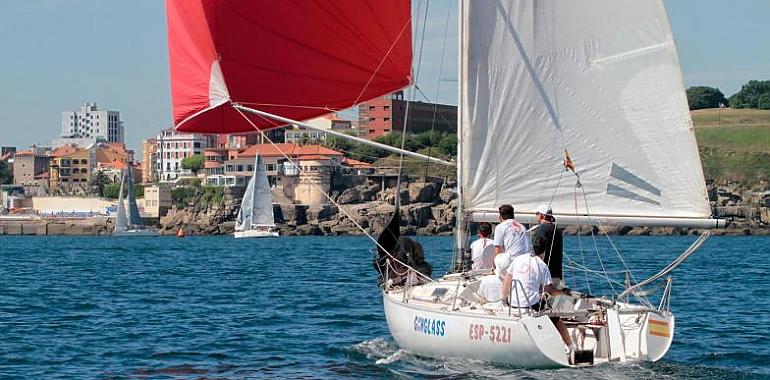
1;0;768;154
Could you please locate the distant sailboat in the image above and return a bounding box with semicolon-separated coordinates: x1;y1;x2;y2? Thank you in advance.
234;153;278;238
113;166;158;237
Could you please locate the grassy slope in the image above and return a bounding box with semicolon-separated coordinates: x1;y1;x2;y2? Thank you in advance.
692;108;770;183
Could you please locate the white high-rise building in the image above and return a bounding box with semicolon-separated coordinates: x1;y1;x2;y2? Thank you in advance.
155;128;213;182
54;102;124;147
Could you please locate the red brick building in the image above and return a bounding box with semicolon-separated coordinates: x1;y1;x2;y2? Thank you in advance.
358;91;457;139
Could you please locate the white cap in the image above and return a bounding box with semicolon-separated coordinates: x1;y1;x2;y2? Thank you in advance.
536;204;552;215
494;254;510;279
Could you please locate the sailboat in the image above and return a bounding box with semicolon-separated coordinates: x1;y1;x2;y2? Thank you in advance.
164;0;724;368
234;153;278;238
113;166;158;237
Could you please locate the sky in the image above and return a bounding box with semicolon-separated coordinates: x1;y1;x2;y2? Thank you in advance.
0;0;768;154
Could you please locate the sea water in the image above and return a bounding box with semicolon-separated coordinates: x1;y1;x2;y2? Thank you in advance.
0;235;768;379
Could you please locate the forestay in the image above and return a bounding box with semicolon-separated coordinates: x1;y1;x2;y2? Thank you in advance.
459;0;712;225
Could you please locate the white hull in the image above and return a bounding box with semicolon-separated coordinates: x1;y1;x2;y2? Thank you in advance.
113;229;159;237
234;229;279;239
383;275;675;368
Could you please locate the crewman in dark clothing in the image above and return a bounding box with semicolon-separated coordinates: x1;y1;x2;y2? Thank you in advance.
534;204;564;289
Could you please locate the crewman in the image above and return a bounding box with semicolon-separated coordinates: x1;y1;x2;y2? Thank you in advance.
493;204;532;271
534;204;565;289
470;222;495;271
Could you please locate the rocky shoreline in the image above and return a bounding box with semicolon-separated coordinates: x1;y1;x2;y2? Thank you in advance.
2;179;767;237
158;179;770;237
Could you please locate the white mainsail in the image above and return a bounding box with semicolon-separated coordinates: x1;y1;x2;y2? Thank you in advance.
459;0;712;226
235;154;275;231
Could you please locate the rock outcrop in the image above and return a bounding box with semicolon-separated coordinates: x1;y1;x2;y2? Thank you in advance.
157;177;770;236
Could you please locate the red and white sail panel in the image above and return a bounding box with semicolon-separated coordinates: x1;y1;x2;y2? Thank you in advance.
166;0;413;133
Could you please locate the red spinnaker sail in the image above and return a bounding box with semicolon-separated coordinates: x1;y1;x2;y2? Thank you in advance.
166;0;413;133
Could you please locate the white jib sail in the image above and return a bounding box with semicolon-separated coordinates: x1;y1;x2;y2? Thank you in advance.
459;0;711;225
236;154;275;231
115;170;128;232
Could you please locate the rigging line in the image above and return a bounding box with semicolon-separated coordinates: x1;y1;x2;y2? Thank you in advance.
423;3;451;179
238;102;336;112
573;182;592;295
413;0;431;82
394;0;430;207
352;0;422;106
233;107;435;284
564;262;626;289
578;185;618;297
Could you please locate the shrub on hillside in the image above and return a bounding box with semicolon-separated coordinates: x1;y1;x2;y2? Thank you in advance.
729;80;770;109
686;86;727;110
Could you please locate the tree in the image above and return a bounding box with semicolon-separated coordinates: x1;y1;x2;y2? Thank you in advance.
103;183;121;199
181;154;205;174
729;80;770;109
686;86;727;110
89;171;111;197
0;160;12;185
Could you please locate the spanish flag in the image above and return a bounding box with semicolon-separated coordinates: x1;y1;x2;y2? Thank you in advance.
564;149;575;172
648;319;671;338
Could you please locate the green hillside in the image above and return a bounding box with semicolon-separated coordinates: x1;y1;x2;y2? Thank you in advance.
692;108;770;183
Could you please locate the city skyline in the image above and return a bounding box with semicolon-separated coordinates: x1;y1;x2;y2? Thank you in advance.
1;0;769;154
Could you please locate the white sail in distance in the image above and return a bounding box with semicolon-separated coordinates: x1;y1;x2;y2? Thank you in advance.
115;169;128;232
459;0;713;226
236;154;275;231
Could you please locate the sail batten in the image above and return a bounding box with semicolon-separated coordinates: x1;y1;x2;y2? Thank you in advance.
459;0;711;223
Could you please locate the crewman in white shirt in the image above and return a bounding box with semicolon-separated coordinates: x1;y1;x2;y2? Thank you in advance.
493;204;532;271
470;222;495;271
501;235;574;350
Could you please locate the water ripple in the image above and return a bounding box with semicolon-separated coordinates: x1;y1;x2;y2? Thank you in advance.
0;236;768;379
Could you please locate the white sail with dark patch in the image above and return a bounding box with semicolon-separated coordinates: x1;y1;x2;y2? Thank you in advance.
459;0;714;226
125;167;143;227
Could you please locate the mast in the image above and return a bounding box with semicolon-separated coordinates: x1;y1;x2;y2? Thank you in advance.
454;0;468;268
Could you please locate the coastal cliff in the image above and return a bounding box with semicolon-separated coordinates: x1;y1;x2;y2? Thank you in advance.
157;178;769;237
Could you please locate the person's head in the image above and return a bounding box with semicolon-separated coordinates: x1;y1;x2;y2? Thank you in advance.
498;204;514;221
494;254;510;279
535;204;555;223
532;235;548;258
477;222;492;238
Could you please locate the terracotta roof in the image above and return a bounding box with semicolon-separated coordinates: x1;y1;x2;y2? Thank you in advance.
238;143;343;158
14;150;33;156
343;158;374;169
297;154;332;161
97;161;128;170
51;145;87;158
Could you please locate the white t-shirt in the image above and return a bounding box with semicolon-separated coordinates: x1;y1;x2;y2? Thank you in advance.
506;254;552;308
477;274;503;305
493;219;532;260
470;237;495;271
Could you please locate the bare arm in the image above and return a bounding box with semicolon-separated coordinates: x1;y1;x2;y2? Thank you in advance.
544;284;562;296
501;273;512;305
